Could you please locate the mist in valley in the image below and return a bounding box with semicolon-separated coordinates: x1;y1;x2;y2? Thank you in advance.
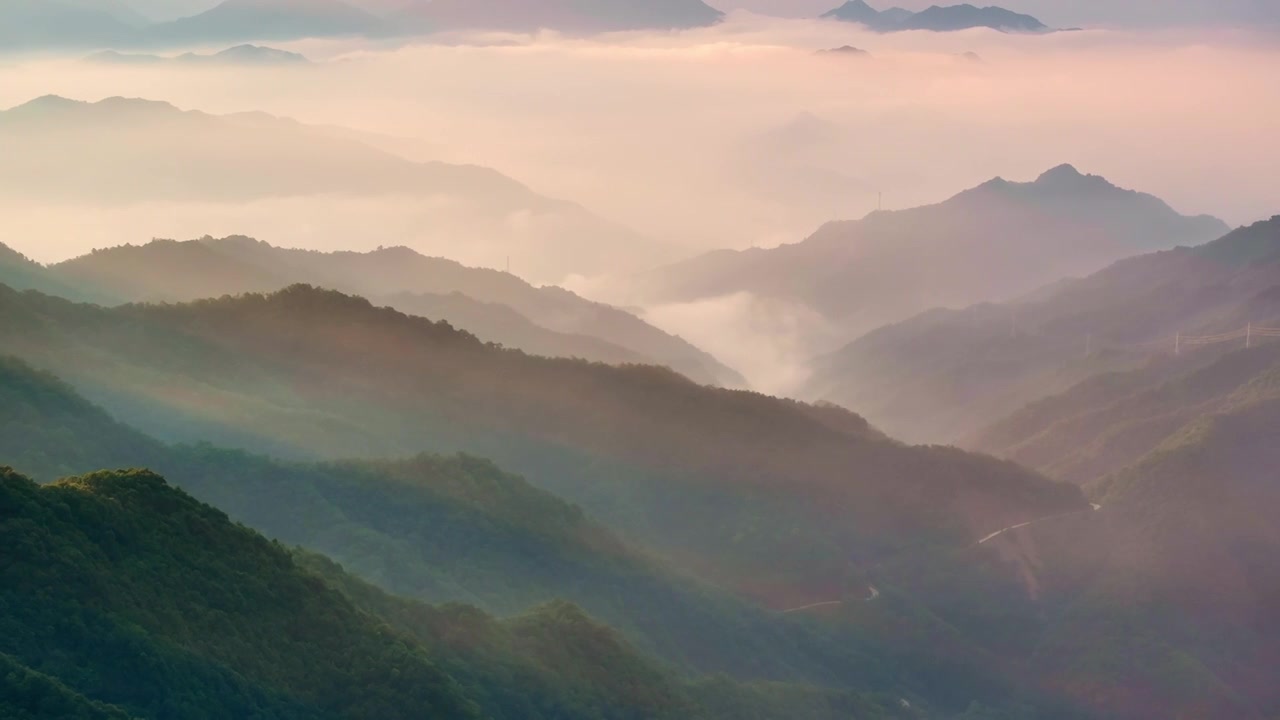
3;15;1278;393
4;4;1280;720
3;17;1277;261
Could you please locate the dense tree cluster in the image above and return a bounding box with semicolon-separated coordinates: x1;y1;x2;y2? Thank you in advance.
0;467;915;720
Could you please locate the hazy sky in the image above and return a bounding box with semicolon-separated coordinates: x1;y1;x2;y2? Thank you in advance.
2;16;1277;274
722;1;1280;27
1;11;1278;391
103;0;1280;28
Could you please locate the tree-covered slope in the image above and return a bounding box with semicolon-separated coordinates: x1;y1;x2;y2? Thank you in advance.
0;654;136;720
0;243;51;292
0;356;164;477
0;467;480;720
300;555;907;720
0;283;1085;607
1031;395;1280;719
817;215;1280;444
0;356;1081;717
0;242;100;302
0;355;835;683
49;236;742;387
861;372;1280;720
974;343;1280;486
6;466;925;720
383;290;647;367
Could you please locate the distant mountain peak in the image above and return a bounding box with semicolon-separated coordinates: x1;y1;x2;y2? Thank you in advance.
963;165;1113;196
822;0;884;22
0;240;36;265
1036;163;1084;181
202;234;267;248
214;43;309;62
906;4;1048;32
817;45;871;57
7;95;82;113
1033;163;1103;187
829;0;877;12
1026;164;1132;195
0;95;190;127
96;95;181;111
5;95;183;115
822;0;1048;33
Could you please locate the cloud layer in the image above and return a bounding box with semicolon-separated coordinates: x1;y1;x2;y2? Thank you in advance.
1;15;1278;386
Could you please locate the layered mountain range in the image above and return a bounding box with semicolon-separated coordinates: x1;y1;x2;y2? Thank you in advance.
85;44;310;64
640;165;1226;363
0;95;661;284
822;1;1049;32
3;190;1277;719
14;234;741;388
816;216;1279;443
0;344;1073;719
0;0;726;51
3;461;895;720
0;279;1085;607
867;339;1280;719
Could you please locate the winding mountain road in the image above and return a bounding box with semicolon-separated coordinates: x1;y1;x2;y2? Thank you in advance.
782;586;879;614
976;503;1103;546
783;601;844;614
780;506;1103;615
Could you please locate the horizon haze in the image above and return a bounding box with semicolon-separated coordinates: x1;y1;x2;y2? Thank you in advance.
1;4;1278;720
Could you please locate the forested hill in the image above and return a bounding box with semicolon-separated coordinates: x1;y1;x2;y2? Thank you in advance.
0;355;840;684
0;243;46;290
0;241;98;302
0;467;479;720
0;283;1085;607
811;215;1280;443
861;348;1280;719
0;466;909;720
974;342;1280;486
49;236;743;387
985;388;1280;719
0;356;1076;718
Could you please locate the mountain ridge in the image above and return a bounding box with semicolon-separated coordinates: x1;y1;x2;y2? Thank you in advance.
818;215;1276;444
0;354;843;682
822;1;1049;33
4;463;913;720
144;0;387;45
86;44;311;64
392;0;725;33
48;234;743;387
0;94;666;285
0;281;1087;608
2;0;729;50
0;353;1081;718
641;164;1227;385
